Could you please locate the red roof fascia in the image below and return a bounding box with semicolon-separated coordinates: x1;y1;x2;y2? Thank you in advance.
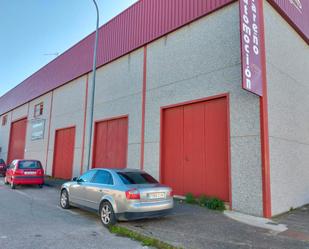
0;0;235;115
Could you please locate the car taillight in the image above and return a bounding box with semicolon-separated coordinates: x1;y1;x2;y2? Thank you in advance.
125;189;140;200
14;169;24;175
37;169;43;175
168;190;173;197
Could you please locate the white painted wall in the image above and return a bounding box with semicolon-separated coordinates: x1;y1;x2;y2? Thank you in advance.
0;104;28;163
145;3;263;216
264;1;309;215
0;2;266;217
46;75;87;177
11;104;28;121
25;92;52;168
0;112;12;162
90;48;144;170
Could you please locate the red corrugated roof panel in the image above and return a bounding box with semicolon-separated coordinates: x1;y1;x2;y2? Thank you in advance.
0;0;235;115
268;0;309;44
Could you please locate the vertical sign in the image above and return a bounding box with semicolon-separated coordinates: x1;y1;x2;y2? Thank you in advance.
240;0;264;96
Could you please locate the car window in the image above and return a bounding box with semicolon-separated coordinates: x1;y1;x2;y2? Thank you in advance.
92;170;113;185
117;172;158;184
78;170;96;183
18;161;42;169
9;160;16;169
0;159;5;164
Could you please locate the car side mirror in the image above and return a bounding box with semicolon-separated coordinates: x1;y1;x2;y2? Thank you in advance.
72;177;78;181
76;178;83;183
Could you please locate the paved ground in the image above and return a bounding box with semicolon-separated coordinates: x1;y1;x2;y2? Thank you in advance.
1;177;309;249
119;201;309;249
0;177;145;249
275;206;309;242
44;176;67;189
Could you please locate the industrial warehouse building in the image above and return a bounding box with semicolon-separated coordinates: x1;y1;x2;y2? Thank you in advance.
0;0;308;218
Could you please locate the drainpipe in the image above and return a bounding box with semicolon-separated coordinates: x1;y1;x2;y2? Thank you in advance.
85;0;99;171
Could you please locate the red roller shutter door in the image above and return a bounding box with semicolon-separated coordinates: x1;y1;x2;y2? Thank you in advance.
7;118;27;164
92;117;128;168
53;127;75;179
162;97;230;202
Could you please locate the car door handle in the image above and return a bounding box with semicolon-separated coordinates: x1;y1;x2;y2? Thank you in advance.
99;189;111;193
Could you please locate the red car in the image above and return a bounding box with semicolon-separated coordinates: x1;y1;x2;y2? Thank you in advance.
0;159;7;176
5;159;44;189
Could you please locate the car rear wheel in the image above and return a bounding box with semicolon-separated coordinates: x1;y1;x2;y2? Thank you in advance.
100;201;116;227
38;184;43;188
60;189;70;209
10;182;16;189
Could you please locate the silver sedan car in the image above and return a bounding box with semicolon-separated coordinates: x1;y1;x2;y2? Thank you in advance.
60;168;173;226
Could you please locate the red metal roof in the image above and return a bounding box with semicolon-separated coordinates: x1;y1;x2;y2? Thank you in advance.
268;0;309;44
0;0;235;116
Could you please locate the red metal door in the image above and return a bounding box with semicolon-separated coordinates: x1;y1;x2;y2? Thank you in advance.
53;127;75;179
7;118;27;164
92;117;128;168
204;98;229;201
183;103;205;196
162;97;229;201
161;107;184;195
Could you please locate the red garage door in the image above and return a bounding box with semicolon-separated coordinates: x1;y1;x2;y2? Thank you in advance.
7;118;27;164
161;97;230;202
53;127;75;179
92;117;128;168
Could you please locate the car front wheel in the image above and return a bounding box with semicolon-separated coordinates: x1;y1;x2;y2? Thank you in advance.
100;201;116;227
60;189;70;209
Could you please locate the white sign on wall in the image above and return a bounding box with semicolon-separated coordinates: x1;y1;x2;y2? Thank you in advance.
31;119;45;141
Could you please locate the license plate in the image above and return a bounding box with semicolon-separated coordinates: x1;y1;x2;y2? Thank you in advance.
148;192;165;199
24;171;36;175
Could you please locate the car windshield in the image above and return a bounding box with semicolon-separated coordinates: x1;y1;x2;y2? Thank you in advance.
117;172;158;184
18;161;42;169
0;159;5;164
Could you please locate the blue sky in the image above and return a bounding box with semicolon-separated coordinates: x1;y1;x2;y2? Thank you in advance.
0;0;138;97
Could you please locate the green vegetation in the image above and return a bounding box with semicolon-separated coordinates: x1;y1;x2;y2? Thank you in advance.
198;195;208;207
185;193;197;204
203;197;226;211
109;225;182;249
184;193;226;211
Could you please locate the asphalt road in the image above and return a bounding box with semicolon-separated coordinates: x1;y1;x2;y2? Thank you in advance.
2;177;309;249
0;177;145;249
121;202;309;249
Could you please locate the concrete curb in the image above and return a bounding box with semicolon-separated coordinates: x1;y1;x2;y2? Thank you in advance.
224;210;288;233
